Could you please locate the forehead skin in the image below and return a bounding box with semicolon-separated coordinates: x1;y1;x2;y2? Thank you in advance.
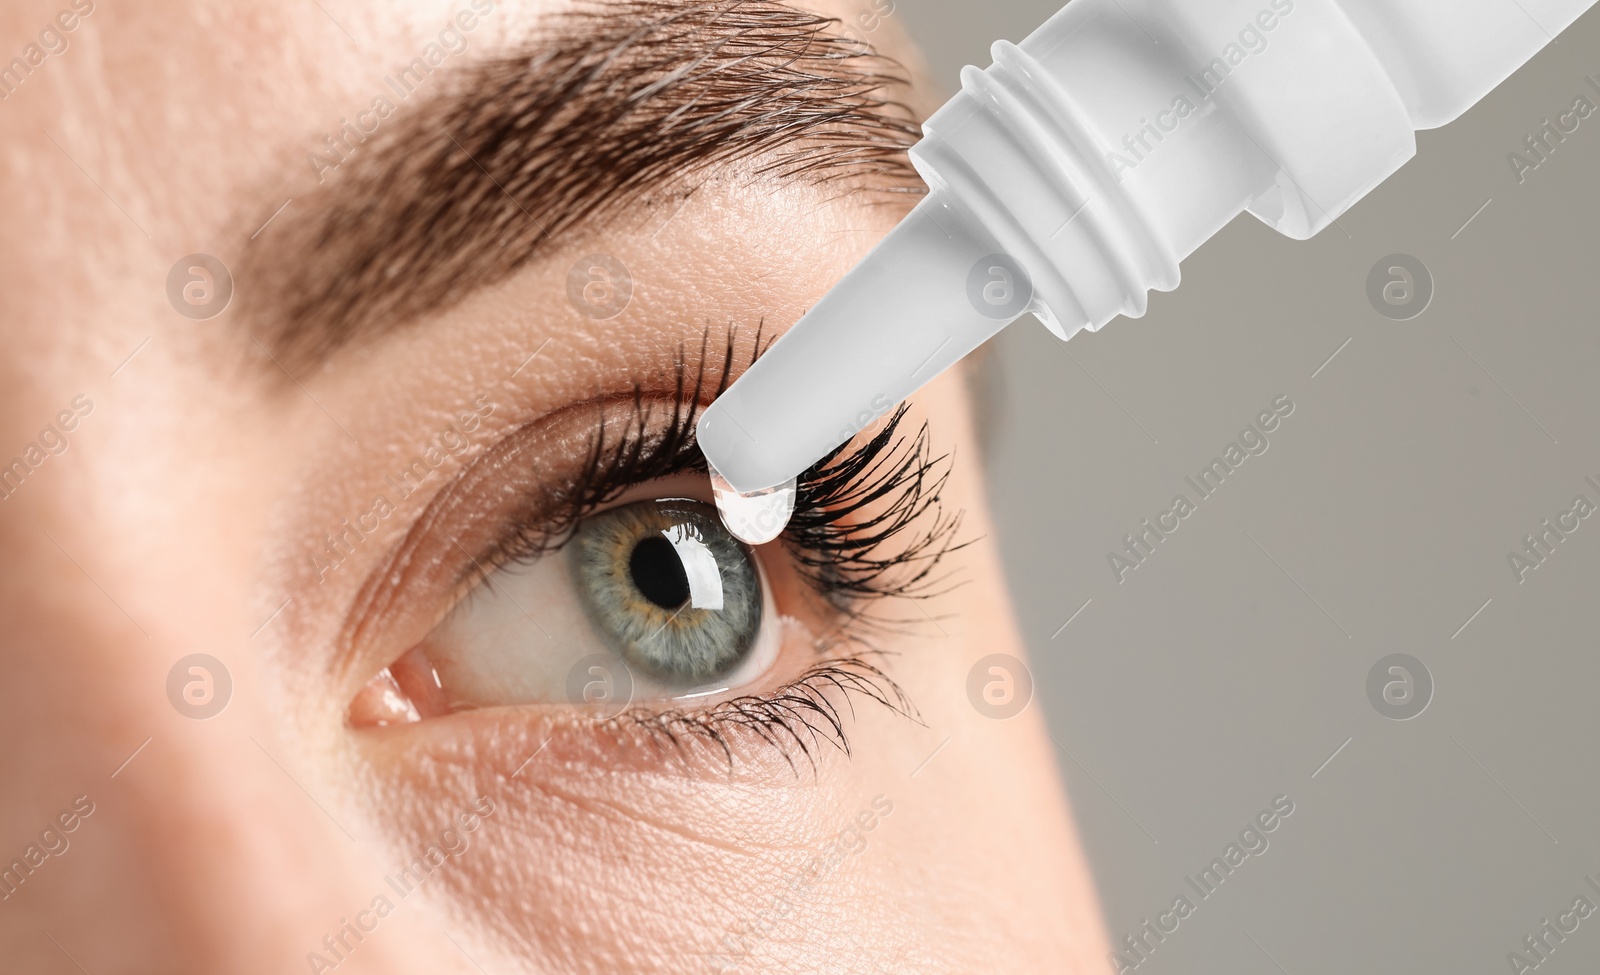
0;1;1109;973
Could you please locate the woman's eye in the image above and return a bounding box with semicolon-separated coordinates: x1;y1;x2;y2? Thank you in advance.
350;499;783;724
571;500;764;686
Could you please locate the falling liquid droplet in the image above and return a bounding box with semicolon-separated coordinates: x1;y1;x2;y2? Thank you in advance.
708;463;796;546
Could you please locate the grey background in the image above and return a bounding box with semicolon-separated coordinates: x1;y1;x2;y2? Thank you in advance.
895;1;1600;973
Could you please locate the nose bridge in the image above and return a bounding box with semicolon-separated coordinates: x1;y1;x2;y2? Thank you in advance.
0;453;467;972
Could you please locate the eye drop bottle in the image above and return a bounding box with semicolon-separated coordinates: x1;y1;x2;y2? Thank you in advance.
699;0;1599;497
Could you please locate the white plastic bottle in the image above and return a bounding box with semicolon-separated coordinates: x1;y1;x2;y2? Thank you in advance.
698;0;1599;502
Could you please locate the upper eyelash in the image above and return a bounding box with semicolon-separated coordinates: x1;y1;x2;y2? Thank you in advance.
480;325;969;619
787;404;970;614
475;326;753;572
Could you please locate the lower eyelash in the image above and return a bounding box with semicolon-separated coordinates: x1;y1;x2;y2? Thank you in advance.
608;655;919;773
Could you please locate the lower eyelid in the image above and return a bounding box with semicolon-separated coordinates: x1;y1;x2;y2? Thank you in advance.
349;646;912;790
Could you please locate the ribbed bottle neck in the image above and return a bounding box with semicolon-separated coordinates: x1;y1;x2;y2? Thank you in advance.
907;0;1423;337
910;34;1185;341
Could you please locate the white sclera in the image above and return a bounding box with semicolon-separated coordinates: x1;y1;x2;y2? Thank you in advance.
708;463;796;546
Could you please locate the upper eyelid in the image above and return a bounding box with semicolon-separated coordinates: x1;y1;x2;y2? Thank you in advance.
330;325;759;675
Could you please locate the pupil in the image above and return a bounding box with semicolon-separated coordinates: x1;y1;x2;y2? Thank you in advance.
629;535;691;610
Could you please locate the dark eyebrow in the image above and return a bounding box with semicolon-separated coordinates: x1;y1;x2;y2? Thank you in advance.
242;0;924;374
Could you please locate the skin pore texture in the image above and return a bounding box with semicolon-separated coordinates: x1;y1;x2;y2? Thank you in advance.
0;0;1110;972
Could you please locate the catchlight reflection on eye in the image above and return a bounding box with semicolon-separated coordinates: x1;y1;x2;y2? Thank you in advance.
634;520;725;611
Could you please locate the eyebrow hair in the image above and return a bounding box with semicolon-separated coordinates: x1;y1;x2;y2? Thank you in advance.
243;0;924;373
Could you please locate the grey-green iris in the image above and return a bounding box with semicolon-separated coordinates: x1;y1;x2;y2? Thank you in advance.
569;500;762;686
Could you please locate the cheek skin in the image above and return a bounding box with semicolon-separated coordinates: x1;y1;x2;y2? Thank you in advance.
348;369;1109;975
